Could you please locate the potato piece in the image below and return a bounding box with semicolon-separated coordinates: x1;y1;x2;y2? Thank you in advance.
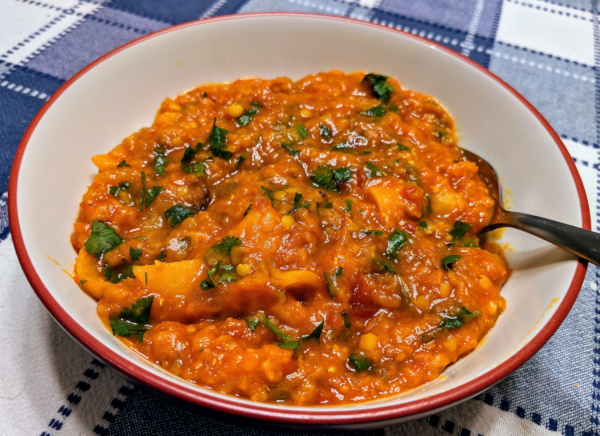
271;269;321;290
74;249;111;299
133;259;205;323
367;178;423;227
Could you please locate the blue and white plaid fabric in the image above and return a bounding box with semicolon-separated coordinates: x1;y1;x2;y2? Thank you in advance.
1;0;599;435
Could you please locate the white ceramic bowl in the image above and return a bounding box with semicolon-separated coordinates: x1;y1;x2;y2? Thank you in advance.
9;14;589;430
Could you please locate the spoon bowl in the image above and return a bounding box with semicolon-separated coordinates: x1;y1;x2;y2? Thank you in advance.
463;149;600;266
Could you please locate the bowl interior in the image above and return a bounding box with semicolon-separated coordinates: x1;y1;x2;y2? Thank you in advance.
12;14;586;423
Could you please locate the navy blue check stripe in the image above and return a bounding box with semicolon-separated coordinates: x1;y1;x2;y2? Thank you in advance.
40;360;105;436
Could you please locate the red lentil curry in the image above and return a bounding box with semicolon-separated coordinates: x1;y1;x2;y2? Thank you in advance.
72;71;508;405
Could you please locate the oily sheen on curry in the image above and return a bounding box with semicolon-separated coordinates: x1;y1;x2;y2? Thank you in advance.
71;71;508;405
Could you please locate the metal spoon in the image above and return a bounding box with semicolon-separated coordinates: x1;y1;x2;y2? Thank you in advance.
463;149;600;266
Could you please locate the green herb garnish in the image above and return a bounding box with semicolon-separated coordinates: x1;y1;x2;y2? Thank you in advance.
145;185;164;208
373;258;396;274
237;107;259;127
397;143;411;151
365;161;388;178
84;221;123;259
348;353;372;372
449;221;472;239
181;145;196;163
319;124;332;141
287;192;311;214
282;142;301;156
263;316;301;350
212;236;242;256
362;73;394;103
109;296;154;342
296;124;309;139
182;160;207;175
117;160;130;167
345;200;352;212
310;165;352;192
360;105;387;117
442;254;461;271
130;247;142;262
386;229;409;259
245;316;260;332
208;118;231;159
302;319;324;343
342;312;351;328
153;149;166;175
164;205;197;227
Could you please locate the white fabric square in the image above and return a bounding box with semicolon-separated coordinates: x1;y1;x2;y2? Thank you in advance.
1;1;102;66
496;0;594;66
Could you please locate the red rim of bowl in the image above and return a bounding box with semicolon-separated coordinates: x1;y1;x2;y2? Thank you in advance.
8;13;590;426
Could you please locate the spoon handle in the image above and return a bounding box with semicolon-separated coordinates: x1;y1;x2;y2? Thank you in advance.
488;212;600;265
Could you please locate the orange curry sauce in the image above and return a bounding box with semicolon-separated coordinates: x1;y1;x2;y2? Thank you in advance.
72;71;508;405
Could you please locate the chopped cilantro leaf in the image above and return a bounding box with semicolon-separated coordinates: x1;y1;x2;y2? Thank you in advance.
130;247;142;262
386;229;409;259
302;319;324;343
261;186;275;202
164;205;197;227
84;221;123;259
342;312;351;328
212;236;242;255
200;280;214;290
153;149;166;175
109;296;154;342
349;353;372;372
362;73;395;103
244;203;252;216
181;146;196;163
363;229;384;236
319;124;332;141
311;165;353;192
427;307;482;341
397;143;411;151
78;279;87;287
360;105;387;117
183;160;207;175
208;118;231;159
296;124;308;139
365;161;388;178
373;258;396;274
119;181;130;190
250;100;262;107
345;200;352;212
282;142;300;156
237;107;258;127
333;167;353;183
111;265;135;283
287;192;311;214
246;316;260;332
324;269;343;298
145;185;164;208
117;160;130;167
450;221;472;239
109;186;119;197
263;316;301;349
418;221;428;229
442;254;461;271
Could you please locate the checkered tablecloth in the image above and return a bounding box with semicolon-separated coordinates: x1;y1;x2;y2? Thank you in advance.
2;0;599;435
